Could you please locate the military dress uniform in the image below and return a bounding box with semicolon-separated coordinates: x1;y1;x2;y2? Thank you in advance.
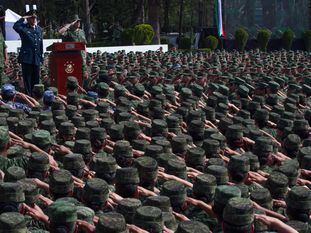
13;15;43;96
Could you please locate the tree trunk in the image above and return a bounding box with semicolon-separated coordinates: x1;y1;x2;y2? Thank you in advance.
85;0;91;43
178;0;184;47
148;0;160;44
163;0;170;32
132;0;145;25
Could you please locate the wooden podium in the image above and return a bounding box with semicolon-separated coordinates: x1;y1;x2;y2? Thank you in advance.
47;42;86;95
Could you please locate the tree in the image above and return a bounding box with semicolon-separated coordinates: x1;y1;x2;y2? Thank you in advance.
148;0;160;44
84;0;96;43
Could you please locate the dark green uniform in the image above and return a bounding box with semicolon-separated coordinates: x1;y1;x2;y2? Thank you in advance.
0;30;6;85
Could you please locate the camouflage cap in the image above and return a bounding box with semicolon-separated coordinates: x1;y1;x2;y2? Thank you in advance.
202;139;220;156
175;220;210;233
284;134;301;151
116;198;142;223
171;136;188;154
40;120;57;134
90;127;106;140
166;159;187;180
0;126;9;147
185;147;206;167
144;145;163;160
286;186;311;211
33;84;45;95
225;124;244;140
89;155;117;177
9;108;24;119
18;178;39;205
67;76;79;89
76;206;95;224
49;202;77;224
228;155;250;174
134;156;158;183
116;167;140;185
108;124;124;141
223;197;254;226
0;182;25;203
154;139;172;153
0;212;27;233
49;169;74;194
278;162;299;187
214;185;241;206
266;171;289;199
4;166;26;182
151;119;168;137
192;174;217;203
17;120;34;136
204;165;229;185
7;145;28;159
161;180;186;208
250;188;273;210
144;195;172;212
286;220;309;233
82;178;109;205
75;127;90;140
113;140;133;158
96;212;128;233
123;121;141;141
63;153;86;171
31;130;51;149
73;139;91;155
39;111;53;122
28;152;50;172
134;206;163;233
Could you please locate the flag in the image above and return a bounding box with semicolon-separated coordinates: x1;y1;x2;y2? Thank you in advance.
215;0;225;37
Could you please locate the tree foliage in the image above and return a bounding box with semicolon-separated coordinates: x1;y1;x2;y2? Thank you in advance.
204;35;218;50
235;28;249;51
257;29;272;51
303;30;311;52
133;24;155;45
282;29;294;50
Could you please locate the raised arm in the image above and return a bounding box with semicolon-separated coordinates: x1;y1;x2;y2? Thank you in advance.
13;17;26;34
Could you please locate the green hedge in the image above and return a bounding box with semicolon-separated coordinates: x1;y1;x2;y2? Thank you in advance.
132;24;155;45
304;30;311;52
121;28;134;46
235;28;249;51
257;29;272;51
204;36;218;50
178;37;192;49
160;37;169;44
282;29;294;50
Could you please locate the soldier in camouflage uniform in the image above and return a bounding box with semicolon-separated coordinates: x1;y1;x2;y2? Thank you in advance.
0;6;7;86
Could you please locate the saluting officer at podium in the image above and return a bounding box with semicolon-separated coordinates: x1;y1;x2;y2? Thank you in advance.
13;5;43;96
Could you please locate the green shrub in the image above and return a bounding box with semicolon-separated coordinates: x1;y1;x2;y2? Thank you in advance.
132;24;155;45
178;37;192;49
121;28;134;45
257;29;272;51
160;37;169;44
282;29;294;50
205;36;218;50
197;48;211;53
235;28;249;51
303;30;311;52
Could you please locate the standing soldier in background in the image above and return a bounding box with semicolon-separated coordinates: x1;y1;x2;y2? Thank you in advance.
13;6;43;96
0;5;7;85
59;15;88;86
58;15;87;44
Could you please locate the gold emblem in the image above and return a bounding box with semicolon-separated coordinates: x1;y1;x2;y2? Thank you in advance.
64;61;75;74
